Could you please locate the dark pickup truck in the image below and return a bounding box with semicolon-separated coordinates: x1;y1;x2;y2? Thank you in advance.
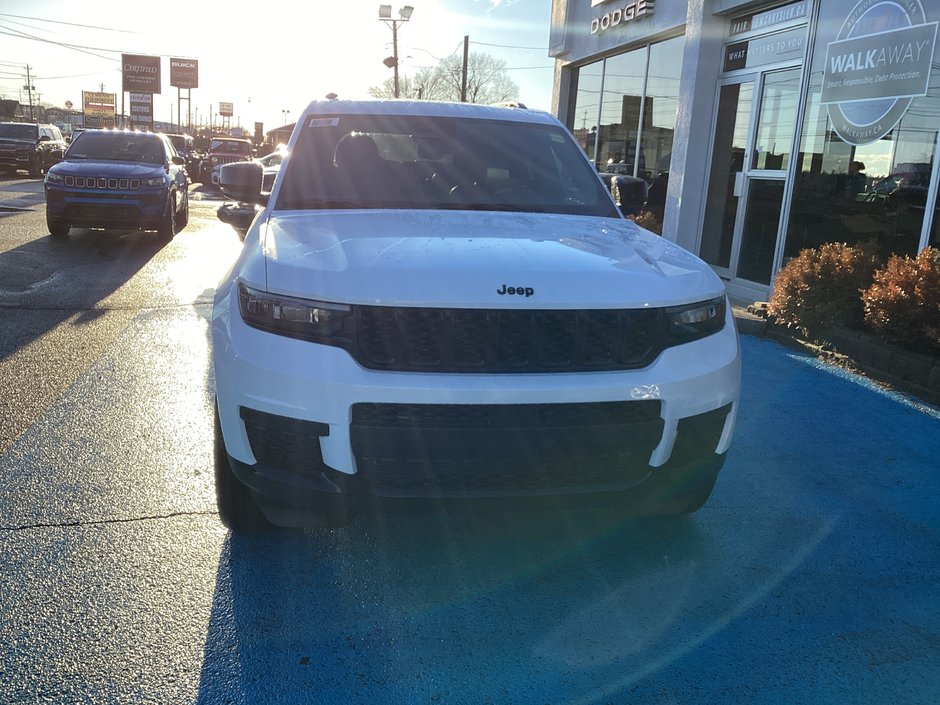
0;122;67;177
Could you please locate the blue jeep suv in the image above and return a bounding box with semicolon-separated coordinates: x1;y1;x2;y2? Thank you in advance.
44;129;189;239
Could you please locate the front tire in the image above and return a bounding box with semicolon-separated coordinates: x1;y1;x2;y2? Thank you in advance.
47;214;70;238
28;155;42;178
176;191;189;230
214;405;275;533
158;194;176;239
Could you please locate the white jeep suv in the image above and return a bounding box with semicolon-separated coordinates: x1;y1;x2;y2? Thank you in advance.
212;100;740;531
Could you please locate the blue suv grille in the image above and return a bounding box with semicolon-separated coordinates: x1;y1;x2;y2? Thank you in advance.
64;175;140;190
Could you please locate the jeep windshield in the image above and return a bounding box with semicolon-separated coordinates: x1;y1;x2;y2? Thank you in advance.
210;139;251;156
0;124;37;139
64;132;165;164
275;115;619;218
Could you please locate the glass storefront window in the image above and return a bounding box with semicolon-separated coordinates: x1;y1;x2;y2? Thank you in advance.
642;37;682;181
570;62;603;166
784;2;939;263
566;36;683;231
596;48;647;175
785;78;939;262
641;37;683;222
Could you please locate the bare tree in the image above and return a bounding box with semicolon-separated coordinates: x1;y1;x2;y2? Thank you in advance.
368;52;519;104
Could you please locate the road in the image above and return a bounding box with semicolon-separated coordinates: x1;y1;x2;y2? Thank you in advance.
0;176;938;704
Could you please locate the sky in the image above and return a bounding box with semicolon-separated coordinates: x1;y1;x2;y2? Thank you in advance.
0;0;555;133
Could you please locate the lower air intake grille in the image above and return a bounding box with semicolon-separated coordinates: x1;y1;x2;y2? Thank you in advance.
350;401;663;496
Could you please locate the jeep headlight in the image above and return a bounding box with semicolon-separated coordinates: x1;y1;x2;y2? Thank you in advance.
144;176;166;187
665;296;726;345
237;283;351;342
45;172;64;184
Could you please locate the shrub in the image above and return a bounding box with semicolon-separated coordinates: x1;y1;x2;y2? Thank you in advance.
862;247;940;351
767;241;880;334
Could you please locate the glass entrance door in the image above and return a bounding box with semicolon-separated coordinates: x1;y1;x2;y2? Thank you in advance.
699;80;754;276
701;67;802;294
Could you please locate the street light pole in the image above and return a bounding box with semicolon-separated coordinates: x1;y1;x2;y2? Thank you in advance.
379;5;414;99
392;20;400;99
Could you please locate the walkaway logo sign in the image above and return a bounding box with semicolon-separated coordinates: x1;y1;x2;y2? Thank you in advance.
821;0;937;145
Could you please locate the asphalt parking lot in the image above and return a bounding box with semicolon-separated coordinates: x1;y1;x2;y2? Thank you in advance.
0;177;938;703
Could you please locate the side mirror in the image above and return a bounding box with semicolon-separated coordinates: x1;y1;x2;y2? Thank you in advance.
39;135;51;142
219;161;267;205
171;155;185;165
612;175;648;216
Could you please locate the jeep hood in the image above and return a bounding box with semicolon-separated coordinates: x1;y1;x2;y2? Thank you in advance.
52;159;165;177
259;210;724;308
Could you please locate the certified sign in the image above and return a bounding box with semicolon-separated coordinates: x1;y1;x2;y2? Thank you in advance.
122;54;162;94
821;0;937;145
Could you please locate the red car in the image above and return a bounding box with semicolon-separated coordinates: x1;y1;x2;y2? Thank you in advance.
200;137;253;186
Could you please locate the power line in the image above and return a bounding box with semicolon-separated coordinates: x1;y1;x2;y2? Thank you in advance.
0;13;143;34
0;25;119;62
470;40;547;51
31;71;105;81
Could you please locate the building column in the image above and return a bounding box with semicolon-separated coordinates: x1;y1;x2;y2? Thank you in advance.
662;0;725;254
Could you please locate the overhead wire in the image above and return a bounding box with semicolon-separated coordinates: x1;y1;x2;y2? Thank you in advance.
0;13;144;34
0;25;119;62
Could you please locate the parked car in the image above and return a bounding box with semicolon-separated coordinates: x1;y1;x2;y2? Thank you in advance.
166;133;201;179
201;136;253;186
212;100;740;532
0;121;67;177
43;129;189;239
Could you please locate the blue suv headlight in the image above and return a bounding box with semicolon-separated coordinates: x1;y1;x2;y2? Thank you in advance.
45;172;64;184
144;176;166;187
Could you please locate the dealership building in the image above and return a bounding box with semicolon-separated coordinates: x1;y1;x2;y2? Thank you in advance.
549;0;940;302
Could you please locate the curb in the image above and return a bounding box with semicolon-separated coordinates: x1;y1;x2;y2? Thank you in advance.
731;301;940;407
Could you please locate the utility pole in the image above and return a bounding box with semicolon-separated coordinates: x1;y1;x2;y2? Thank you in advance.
460;36;469;103
392;20;400;99
24;65;35;121
378;6;414;100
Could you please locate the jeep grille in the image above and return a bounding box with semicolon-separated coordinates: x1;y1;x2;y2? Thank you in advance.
345;306;662;372
63;176;140;190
